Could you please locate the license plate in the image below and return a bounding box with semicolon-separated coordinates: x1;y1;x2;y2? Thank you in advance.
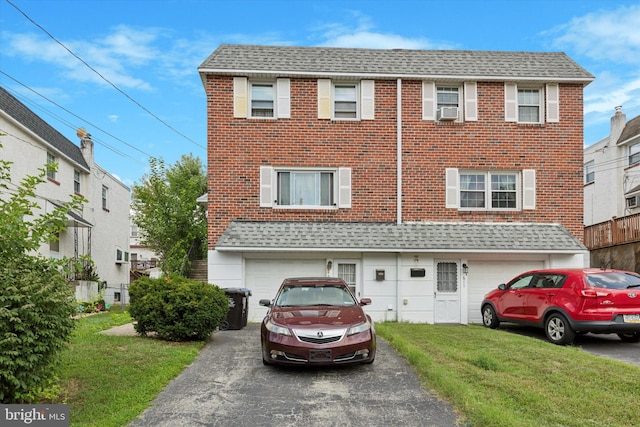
309;350;332;362
623;314;640;323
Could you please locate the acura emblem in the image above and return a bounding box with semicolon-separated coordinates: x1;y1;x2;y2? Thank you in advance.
629;293;637;298
317;331;324;338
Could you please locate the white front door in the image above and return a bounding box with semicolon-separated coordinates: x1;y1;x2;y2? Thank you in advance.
434;261;461;323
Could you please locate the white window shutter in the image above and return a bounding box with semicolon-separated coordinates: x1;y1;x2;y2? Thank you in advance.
546;83;559;123
464;82;478;121
338;167;352;208
317;79;331;119
360;80;375;120
233;77;248;118
445;168;459;208
422;81;436;120
259;166;274;207
504;83;517;122
276;78;291;119
522;169;536;210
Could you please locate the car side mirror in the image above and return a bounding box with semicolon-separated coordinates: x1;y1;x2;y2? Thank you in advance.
498;284;506;291
359;298;372;306
259;299;272;307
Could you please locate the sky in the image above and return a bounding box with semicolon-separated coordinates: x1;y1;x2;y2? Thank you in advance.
1;0;640;188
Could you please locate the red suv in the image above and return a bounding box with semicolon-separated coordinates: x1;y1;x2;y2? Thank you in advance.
481;268;640;345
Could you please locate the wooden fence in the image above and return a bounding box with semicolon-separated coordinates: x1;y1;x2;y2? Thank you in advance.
584;212;640;250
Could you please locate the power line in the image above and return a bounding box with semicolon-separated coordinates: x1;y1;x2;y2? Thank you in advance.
1;72;149;163
5;0;206;151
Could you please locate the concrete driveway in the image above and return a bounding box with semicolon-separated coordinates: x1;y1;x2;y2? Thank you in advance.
128;324;462;427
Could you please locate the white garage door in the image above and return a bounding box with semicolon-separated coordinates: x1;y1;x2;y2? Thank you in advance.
467;260;544;324
245;259;325;322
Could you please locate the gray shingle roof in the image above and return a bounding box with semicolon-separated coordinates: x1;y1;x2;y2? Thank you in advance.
216;221;586;253
199;44;594;83
0;86;89;170
618;114;640;145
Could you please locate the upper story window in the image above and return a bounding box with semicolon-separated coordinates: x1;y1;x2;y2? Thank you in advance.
260;166;351;209
102;185;109;211
584;161;595;184
446;168;536;211
318;79;374;120
436;86;460;120
233;77;290;119
250;83;274;117
505;83;559;123
629;143;640;167
333;84;358;119
423;81;477;122
74;169;81;193
517;89;541;123
47;152;56;180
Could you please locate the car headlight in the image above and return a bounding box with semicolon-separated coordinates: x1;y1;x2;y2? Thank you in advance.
348;319;371;336
265;319;291;336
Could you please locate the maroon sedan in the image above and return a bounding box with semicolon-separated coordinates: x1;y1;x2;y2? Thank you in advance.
481;268;640;345
259;277;376;366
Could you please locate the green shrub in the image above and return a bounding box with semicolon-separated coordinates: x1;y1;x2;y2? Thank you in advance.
128;274;228;341
0;255;77;403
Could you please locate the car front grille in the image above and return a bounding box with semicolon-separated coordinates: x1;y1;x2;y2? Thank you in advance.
293;328;346;345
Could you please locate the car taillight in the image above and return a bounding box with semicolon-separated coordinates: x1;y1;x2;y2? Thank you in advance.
581;289;610;298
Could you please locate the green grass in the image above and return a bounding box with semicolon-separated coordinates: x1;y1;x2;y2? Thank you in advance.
57;310;205;427
376;323;640;427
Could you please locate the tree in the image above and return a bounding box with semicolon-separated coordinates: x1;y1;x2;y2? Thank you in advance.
0;143;85;402
131;155;207;274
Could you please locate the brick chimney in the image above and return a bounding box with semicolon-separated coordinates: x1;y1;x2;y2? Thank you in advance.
610;105;627;144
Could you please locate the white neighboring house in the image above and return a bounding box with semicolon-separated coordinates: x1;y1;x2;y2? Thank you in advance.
584;107;640;225
0;86;130;305
129;223;162;280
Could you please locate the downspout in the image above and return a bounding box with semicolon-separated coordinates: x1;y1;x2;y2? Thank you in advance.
397;78;402;224
396;78;402;321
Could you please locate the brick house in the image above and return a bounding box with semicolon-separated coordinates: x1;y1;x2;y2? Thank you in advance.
198;44;594;324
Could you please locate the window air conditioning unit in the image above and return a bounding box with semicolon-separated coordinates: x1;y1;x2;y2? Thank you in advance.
437;107;458;121
115;247;129;264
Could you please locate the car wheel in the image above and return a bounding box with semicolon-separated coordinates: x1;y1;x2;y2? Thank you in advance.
481;304;500;329
544;313;575;345
617;332;640;343
219;321;229;331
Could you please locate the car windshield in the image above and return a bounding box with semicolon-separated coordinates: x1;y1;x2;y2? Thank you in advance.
585;272;640;290
275;285;357;307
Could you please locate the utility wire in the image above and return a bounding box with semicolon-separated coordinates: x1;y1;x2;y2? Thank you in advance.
1;72;150;161
5;0;205;150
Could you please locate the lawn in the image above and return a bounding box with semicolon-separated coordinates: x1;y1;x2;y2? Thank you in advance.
57;314;640;426
376;323;640;427
57;310;205;427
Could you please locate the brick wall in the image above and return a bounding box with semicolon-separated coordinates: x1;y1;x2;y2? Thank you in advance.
205;76;585;248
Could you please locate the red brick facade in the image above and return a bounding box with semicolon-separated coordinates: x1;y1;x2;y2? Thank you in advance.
204;77;585;249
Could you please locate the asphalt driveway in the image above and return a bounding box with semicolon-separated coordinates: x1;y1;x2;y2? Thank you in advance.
128;324;462;427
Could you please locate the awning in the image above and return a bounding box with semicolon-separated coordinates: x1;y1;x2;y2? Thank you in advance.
48;199;93;228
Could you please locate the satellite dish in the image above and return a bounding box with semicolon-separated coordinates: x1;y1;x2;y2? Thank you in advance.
76;127;87;138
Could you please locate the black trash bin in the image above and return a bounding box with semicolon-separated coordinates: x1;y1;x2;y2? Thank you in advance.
221;288;251;330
